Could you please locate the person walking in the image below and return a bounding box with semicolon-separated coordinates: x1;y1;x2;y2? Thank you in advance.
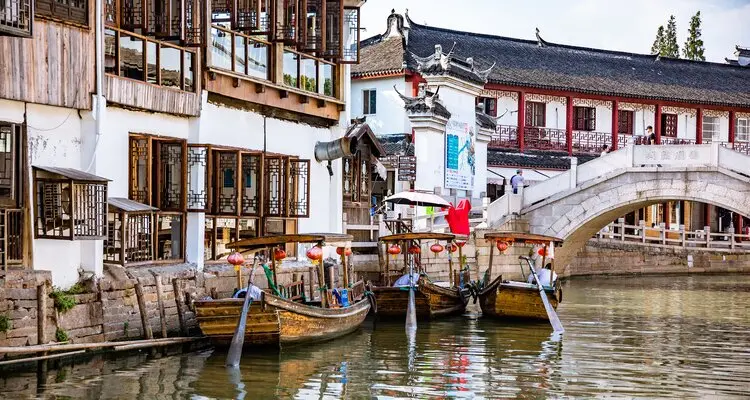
510;170;525;194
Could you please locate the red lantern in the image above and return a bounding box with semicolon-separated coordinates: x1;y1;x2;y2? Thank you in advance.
227;252;245;271
537;247;548;257
430;243;444;254
273;248;286;263
387;244;401;258
336;247;352;257
448;244;458;253
306;246;323;265
496;241;509;253
456;241;466;248
408;245;421;255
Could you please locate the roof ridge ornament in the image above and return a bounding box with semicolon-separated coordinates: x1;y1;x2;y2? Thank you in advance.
394;84;451;119
535;27;548;48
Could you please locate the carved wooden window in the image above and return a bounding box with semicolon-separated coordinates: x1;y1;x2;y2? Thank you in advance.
114;0;202;46
264;156;286;216
241;153;261;216
214;151;238;214
358;149;370;202
618;110;634;135
341;6;359;63
36;0;88;26
155;212;182;260
274;0;298;43
0;123;22;208
737;118;750;142
0;0;32;37
288;159;309;217
0;208;24;269
34;167;108;240
104;198;157;265
234;0;270;34
322;0;341;59
342;155;359;202
300;0;324;53
661;113;678;137
525;102;545;127
120;0;144;30
128;135;187;211
573;106;596;131
204;216;258;261
262;156;310;218
187;145;209;211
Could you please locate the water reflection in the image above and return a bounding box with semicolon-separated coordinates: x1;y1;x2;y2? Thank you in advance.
1;275;749;398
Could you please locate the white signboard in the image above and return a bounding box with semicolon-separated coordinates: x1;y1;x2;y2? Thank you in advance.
444;119;476;190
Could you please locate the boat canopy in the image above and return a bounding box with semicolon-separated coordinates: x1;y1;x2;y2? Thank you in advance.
227;233;353;251
484;232;563;245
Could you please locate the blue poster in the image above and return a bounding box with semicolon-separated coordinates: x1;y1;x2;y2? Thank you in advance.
444;120;475;190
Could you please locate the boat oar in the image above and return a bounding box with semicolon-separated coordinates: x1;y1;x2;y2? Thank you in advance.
524;257;565;334
405;245;417;333
226;259;260;368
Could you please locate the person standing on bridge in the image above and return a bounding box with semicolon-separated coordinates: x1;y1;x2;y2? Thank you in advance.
600;144;610;156
511;170;525;194
647;126;656;145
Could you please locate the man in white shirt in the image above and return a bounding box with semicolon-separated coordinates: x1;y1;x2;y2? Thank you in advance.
528;263;557;287
510;170;524;194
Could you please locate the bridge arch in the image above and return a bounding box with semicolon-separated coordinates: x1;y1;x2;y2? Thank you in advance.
522;167;750;275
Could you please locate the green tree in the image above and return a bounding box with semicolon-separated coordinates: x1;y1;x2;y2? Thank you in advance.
663;15;680;58
682;11;706;61
651;25;665;55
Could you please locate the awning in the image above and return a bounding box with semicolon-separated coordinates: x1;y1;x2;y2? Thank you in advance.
108;197;159;212
33;166;110;182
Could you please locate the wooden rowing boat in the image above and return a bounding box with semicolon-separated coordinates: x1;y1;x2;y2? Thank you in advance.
371;232;469;319
370;277;468;319
194;233;371;349
195;291;371;347
476;232;564;322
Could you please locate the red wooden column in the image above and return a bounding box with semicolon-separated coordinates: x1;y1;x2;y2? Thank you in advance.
654;104;662;144
696;107;703;144
611;100;619;150
566;96;574;155
735;212;743;237
518;91;526;151
663;202;670;230
729;110;737;144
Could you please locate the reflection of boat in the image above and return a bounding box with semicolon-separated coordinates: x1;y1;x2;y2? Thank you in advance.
370;233;469;319
477;232;563;322
195;234;372;348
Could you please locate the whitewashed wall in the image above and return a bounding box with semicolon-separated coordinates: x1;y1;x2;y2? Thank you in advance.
496;96;517;127
351;76;409;135
544;101;566;130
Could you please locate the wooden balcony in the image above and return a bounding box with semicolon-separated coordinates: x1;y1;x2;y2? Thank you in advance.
205;24;344;122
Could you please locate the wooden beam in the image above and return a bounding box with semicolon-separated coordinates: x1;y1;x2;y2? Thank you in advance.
299;95;309;104
279;90;289;99
255;82;266;93
232;77;240;88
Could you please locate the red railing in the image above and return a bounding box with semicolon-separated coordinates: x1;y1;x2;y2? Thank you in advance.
524;127;567;152
572;131;611;154
488;125;519;149
732;142;750;155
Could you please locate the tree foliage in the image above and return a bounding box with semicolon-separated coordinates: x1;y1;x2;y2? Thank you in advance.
683;11;706;61
651;15;681;58
651;26;665;55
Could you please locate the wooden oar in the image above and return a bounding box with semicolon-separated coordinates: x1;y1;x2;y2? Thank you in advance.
523;256;564;334
226;259;260;368
405;244;417;333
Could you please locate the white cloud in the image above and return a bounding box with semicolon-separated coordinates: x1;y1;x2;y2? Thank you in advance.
360;0;750;62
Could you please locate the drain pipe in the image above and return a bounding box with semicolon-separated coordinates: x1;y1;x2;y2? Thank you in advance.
87;0;105;172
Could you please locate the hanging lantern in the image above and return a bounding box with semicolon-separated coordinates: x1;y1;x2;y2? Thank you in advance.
537;247;548;257
227;252;245;271
496;241;509;253
273;247;286;264
430;243;444;254
408;245;421;255
306;246;323;265
448;243;458;253
336;247;352;257
456;241;466;248
387;244;401;259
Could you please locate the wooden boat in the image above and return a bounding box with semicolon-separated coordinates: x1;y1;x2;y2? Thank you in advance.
195;233;372;348
476;232;564;322
369;232;469;319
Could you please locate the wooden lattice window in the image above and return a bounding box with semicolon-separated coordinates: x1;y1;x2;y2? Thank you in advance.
300;0;324;53
341;6;359;63
661;113;678;137
113;0;202;46
0;208;24;269
234;0;270;34
36;0;88;26
104;198;157;265
128;135;187;211
525;102;545;127
288;159;310;218
274;0;298;43
241;153;261;216
618;110;634;135
262;156;310;218
342;155;359;202
34;167;108;240
204;216;258;261
214;151;238;214
573;106;596;131
264;156;286;217
187;145;209;211
0;123;22;208
323;0;341;59
0;0;32;37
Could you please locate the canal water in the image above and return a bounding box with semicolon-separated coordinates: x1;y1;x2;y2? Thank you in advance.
3;274;750;399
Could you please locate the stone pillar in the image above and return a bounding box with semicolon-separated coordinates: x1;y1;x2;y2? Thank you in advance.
654;104;662;144
696;107;703;144
611;100;619;150
569;157;578;189
186;212;205;271
517;91;526;151
566;96;574;155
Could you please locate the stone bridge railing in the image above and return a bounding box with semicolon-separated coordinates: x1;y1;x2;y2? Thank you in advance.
487;143;750;228
594;218;750;251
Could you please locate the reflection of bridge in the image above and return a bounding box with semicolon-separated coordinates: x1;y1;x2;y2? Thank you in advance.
486;144;750;271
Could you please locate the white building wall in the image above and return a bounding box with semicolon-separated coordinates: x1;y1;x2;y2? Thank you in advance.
351;77;409;135
544;101;566;130
496;96;517;127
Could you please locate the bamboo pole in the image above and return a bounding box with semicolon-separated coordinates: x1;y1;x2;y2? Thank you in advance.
134;281;153;340
37;284;47;345
0;337;201;354
448;242;454;288
151;272;168;338
488;241;495;280
0;350;87;366
384;242;390;286
341;251;349;288
172;278;187;336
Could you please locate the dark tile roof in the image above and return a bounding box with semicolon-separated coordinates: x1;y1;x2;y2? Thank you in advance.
404;18;750;107
410;45;492;86
345;121;386;157
487;148;596;170
377;134;414;156
352;35;405;78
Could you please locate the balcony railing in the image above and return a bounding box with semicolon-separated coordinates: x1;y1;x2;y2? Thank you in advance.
210;24;270;81
661;136;696;145
283;47;337;97
488;125;518;149
105;27;197;92
572;131;612;154
524;127;567;152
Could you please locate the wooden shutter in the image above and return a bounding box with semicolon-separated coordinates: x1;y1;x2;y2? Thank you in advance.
300;0;325;53
287;159;310;218
263;156;286;217
121;0;146;30
323;0;341;59
187;145;209;211
340;6;360;63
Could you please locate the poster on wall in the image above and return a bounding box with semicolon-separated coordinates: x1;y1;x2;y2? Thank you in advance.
444;119;475;190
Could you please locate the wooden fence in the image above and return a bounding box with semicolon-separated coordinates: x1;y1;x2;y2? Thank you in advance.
594;218;750;250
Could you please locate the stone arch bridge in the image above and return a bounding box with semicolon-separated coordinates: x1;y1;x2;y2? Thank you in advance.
486;144;750;273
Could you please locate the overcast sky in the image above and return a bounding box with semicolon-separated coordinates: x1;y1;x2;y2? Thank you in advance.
360;0;750;63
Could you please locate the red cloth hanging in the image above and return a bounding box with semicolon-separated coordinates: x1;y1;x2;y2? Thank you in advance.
445;199;471;236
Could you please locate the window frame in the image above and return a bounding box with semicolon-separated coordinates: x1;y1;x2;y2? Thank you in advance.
737;118;750;142
0;0;33;37
661;113;678;137
477;97;497;117
525;101;546;127
36;0;88;27
702;116;721;142
618;110;634;135
363;89;376;115
573;106;596;131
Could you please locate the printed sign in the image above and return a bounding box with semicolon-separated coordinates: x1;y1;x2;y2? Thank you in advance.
397;156;416;182
444;119;475;190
